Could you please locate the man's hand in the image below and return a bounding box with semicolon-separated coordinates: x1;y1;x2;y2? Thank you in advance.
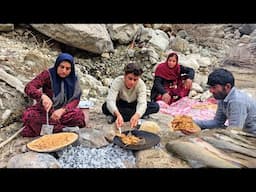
41;94;53;112
130;113;140;128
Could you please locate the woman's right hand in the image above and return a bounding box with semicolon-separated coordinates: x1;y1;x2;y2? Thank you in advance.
162;93;171;104
41;94;53;112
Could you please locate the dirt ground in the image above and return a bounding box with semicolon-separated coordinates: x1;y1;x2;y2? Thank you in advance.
7;102;254;168
0;102;188;168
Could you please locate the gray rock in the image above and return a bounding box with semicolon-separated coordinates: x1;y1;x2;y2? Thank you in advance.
7;152;61;168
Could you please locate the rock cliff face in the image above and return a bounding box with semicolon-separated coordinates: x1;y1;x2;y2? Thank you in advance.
221;43;256;88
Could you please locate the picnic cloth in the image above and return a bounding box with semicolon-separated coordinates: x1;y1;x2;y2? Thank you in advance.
157;97;217;121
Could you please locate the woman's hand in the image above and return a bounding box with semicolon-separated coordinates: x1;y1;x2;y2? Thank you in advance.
162;93;171;104
51;108;66;121
41;94;53;112
184;79;192;89
130;113;140;128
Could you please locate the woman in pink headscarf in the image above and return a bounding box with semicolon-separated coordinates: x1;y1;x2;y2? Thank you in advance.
150;52;195;105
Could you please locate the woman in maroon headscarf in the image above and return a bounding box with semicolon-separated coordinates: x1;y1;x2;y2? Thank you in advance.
150;52;195;105
21;53;86;137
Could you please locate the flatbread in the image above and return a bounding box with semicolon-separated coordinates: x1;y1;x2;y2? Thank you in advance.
27;132;78;152
170;115;201;134
192;104;217;110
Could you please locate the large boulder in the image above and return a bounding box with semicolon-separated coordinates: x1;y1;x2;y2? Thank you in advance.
31;24;114;54
222;42;256;88
107;24;143;44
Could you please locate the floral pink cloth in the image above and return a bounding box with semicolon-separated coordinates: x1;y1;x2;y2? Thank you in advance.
157;97;217;120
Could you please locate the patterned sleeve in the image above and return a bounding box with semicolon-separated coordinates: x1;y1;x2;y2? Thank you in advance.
24;70;50;102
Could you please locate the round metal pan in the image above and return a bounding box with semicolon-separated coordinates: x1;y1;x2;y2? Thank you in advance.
113;129;160;151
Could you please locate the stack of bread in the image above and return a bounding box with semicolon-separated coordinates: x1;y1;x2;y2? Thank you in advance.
170;115;201;134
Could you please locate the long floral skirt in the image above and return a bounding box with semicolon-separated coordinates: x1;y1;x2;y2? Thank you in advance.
21;105;86;137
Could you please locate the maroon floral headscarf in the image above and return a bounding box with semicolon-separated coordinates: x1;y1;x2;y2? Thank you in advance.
155;52;181;80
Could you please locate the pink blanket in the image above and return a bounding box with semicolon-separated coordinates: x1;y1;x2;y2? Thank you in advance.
157;97;217;120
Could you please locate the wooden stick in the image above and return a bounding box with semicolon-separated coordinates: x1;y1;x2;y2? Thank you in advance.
0;127;24;149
